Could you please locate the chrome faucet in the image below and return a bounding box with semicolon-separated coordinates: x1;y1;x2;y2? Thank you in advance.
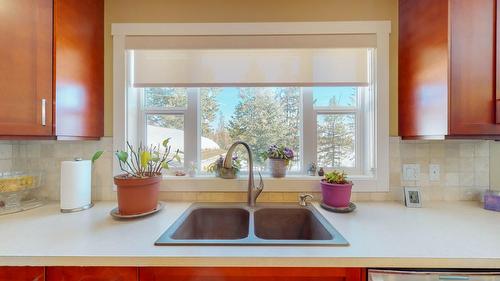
223;141;264;207
298;194;313;207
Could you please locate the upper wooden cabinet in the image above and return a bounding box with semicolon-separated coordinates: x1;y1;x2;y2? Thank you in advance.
0;0;104;140
399;0;500;139
0;0;53;137
54;0;104;139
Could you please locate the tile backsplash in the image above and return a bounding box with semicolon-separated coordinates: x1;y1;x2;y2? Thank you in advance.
0;142;13;172
0;137;491;203
2;138;115;201
392;139;490;202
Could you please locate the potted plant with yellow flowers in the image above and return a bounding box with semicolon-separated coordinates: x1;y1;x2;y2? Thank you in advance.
94;139;180;215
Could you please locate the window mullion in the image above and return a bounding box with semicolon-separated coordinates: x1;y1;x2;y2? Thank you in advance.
184;88;198;170
143;109;186;115
357;87;366;176
315;108;357;115
138;89;145;146
302;87;316;172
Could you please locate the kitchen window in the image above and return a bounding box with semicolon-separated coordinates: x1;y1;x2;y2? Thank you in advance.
138;84;371;176
113;22;390;191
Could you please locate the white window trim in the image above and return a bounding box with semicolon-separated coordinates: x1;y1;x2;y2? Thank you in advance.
112;21;391;192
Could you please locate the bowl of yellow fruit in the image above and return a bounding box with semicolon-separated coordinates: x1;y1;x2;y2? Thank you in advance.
0;172;43;215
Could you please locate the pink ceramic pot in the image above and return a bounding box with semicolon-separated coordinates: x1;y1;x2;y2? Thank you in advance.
320;180;352;208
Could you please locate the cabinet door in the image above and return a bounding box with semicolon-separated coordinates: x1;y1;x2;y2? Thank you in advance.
398;0;449;138
0;0;53;136
497;0;500;124
139;267;365;281
0;266;45;281
46;267;137;281
449;0;500;136
54;0;104;139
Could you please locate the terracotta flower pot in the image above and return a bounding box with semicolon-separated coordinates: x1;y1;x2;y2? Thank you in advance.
320;180;353;208
269;158;287;178
113;174;161;215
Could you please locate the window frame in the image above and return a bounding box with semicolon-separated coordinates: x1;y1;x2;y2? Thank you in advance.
113;21;391;192
139;86;368;176
309;86;367;175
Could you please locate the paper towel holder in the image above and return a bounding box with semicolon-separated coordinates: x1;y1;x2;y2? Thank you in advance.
60;157;94;213
61;202;94;213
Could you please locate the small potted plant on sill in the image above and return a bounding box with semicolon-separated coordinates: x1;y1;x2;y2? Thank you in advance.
321;170;353;208
100;139;180;216
262;144;294;178
207;155;241;179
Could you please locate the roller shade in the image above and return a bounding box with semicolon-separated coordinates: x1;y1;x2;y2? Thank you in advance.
129;33;373;87
133;48;370;87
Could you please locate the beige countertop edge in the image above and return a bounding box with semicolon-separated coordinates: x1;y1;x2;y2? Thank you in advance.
1;256;500;268
1;201;500;268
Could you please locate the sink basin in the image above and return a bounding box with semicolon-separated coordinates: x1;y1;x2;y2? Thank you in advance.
171;208;249;240
155;203;348;246
254;208;333;240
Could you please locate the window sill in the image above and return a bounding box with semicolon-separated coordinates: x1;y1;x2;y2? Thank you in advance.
160;175;388;192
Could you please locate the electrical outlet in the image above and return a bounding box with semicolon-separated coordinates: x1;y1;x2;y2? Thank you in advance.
429;164;440;181
402;164;420;181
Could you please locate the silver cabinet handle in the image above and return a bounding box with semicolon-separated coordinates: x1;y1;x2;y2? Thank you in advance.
41;99;46;126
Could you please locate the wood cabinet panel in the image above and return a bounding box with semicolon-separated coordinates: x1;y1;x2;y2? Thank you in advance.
399;0;500;139
449;0;500;135
139;267;366;281
46;267;137;281
54;0;104;139
0;0;53;136
0;266;45;281
398;0;449;138
0;0;104;139
497;0;500;124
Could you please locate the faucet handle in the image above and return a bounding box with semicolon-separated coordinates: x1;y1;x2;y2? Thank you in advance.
257;171;264;191
299;193;313;206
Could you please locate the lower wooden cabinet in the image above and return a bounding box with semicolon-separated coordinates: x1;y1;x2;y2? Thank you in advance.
0;266;45;281
45;267;137;281
139;267;366;281
0;266;366;281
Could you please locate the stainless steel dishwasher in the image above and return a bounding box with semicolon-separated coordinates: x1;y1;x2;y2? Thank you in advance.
369;270;500;281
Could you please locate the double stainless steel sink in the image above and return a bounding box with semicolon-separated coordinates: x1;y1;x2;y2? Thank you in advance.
155;203;349;246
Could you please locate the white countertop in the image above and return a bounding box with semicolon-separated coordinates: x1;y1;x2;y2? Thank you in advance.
0;201;499;268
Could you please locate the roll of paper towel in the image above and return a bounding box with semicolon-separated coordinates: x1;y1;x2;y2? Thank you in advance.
60;159;93;212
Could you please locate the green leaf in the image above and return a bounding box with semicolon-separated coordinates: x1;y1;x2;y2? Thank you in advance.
174;154;181;162
140;151;151;168
161;162;169;170
91;151;104;164
162;138;171;148
115;151;128;163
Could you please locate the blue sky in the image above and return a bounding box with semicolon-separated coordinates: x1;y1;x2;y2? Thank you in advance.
215;88;240;123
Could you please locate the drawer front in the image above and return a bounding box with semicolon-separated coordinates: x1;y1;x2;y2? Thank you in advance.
369;270;500;281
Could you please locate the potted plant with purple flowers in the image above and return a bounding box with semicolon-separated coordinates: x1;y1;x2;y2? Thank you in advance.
321;170;353;208
207;155;241;179
262;144;295;178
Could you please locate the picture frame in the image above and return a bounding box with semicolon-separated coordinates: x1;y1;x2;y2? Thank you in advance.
404;187;422;208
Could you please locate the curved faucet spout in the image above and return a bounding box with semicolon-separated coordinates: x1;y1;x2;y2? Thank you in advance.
223;141;264;207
